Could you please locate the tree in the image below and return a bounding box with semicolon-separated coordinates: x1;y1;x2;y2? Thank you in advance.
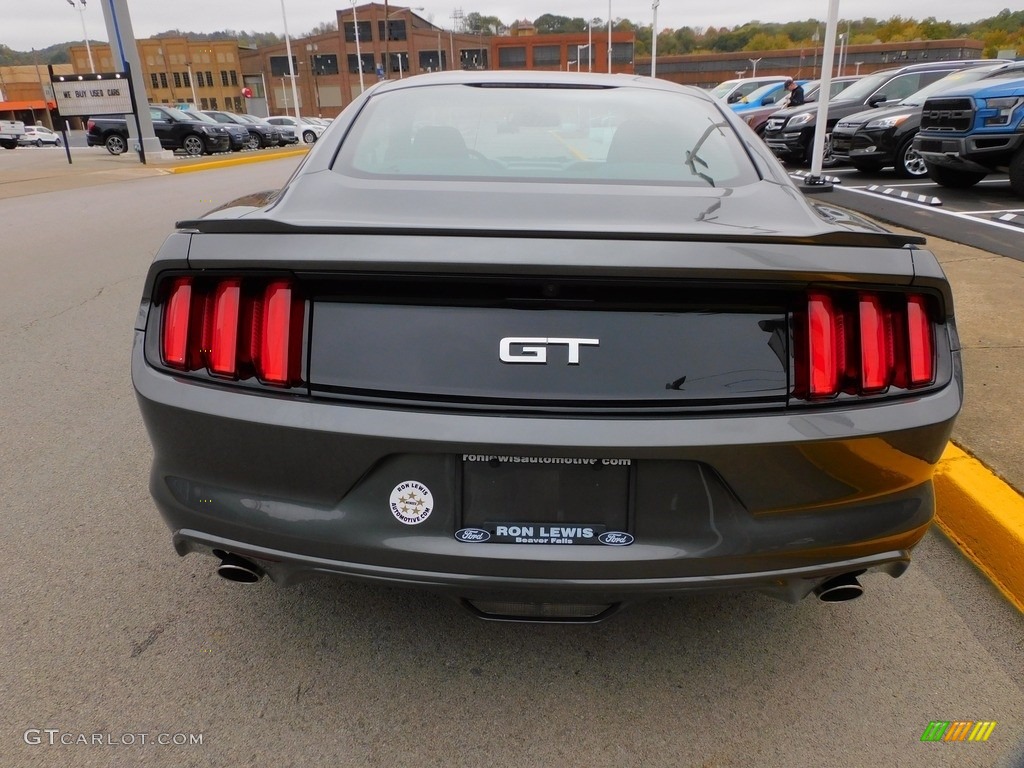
464;12;504;35
304;21;337;37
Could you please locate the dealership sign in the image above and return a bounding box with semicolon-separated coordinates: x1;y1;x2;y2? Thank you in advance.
51;72;132;116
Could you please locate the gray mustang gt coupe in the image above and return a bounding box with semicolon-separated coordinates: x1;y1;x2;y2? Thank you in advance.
132;71;961;622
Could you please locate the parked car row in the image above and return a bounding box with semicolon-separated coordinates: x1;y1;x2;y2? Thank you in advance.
86;105;301;156
714;59;1024;193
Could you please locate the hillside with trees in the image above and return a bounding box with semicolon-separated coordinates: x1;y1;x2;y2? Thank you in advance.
2;11;1021;67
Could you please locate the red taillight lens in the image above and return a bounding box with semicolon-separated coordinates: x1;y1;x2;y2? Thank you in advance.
907;295;935;386
799;290;937;400
162;277;193;369
257;280;296;385
159;275;302;387
858;293;892;392
208;279;241;376
807;291;843;398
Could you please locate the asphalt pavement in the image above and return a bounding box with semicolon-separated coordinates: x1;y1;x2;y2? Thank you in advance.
1;147;1022;768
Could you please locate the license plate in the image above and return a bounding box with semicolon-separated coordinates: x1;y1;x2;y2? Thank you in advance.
460;455;631;543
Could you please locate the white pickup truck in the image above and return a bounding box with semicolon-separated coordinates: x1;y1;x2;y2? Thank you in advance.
1;119;26;150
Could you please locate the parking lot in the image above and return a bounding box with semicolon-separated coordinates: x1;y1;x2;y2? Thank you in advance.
795;166;1024;261
1;149;1023;768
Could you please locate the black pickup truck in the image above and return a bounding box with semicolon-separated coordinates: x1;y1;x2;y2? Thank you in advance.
87;105;231;156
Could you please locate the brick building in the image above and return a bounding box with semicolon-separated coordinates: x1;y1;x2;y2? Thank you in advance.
637;38;988;88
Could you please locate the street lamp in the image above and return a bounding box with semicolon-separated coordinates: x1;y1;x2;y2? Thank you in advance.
352;0;365;92
607;1;612;73
279;0;302;121
575;44;590;72
383;6;423;80
650;0;659;78
66;0;95;73
306;43;321;116
836;33;846;77
748;57;762;78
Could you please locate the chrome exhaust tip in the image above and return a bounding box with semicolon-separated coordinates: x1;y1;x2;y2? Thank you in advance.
814;572;864;602
214;551;263;583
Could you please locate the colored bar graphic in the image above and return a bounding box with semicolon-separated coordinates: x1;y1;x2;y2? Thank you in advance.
969;722;997;742
921;721;996;742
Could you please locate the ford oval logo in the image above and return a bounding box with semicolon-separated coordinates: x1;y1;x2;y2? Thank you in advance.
599;531;634;546
456;528;491;543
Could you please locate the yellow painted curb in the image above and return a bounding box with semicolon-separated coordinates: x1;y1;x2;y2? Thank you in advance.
166;148;309;174
933;443;1024;613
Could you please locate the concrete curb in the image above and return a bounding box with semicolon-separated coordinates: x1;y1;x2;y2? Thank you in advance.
934;443;1024;613
164;148;309;174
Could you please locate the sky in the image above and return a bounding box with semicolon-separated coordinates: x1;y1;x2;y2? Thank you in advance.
3;1;1017;53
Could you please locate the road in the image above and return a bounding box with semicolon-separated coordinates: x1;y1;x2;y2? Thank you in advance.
1;157;1022;768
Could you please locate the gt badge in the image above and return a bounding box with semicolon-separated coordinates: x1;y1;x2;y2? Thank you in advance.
389;481;434;525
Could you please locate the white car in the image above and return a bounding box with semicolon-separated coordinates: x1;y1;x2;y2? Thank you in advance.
19;125;62;147
264;115;325;144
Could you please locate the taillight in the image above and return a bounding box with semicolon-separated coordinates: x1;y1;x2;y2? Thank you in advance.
208;279;241;376
906;295;935;386
162;277;193;369
159;276;304;387
797;290;936;400
807;292;843;397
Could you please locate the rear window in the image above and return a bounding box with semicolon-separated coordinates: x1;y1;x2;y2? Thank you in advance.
334;83;759;187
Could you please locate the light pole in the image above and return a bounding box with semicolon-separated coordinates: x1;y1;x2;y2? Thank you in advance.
279;0;302;121
383;6;423;80
66;0;95;73
836;33;846;77
607;1;612;73
650;0;659;78
306;43;321;116
352;1;365;92
748;57;762;78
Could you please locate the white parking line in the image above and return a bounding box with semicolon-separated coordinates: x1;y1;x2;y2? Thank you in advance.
837;186;1024;235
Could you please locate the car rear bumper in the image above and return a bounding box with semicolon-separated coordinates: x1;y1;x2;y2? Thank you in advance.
133;333;960;603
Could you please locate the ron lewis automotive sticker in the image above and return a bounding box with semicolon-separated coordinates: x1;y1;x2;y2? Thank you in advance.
389;481;434;525
455;524;634;546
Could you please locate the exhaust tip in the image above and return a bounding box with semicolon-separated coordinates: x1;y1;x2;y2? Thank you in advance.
214;551;263;583
814;572;864;602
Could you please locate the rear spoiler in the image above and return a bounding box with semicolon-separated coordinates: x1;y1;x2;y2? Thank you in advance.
174;218;925;248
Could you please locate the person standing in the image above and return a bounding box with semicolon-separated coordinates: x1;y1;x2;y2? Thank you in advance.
784;78;805;106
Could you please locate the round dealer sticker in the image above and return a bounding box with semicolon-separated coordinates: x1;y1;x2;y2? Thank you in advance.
389;481;434;525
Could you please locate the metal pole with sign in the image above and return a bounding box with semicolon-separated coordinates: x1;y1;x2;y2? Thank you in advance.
50;67;136;164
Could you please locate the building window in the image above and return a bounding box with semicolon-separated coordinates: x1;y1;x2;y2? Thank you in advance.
611;42;634;65
221;70;229;86
497;47;526;69
200;97;208;109
344;20;373;43
230;70;238;86
159;72;168;88
378;19;406;41
460;49;488;70
233;96;242;111
205;71;213;87
173;72;182;88
348;53;376;75
418;50;446;72
270;55;298;77
183;71;191;87
533;45;561;68
150;73;159;89
387;52;409;74
312;54;339;76
210;97;218;110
